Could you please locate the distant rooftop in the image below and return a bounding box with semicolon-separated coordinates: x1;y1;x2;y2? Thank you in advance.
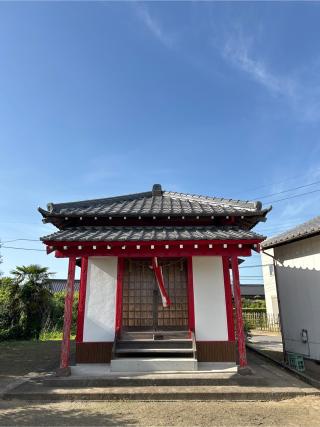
46;279;264;298
262;215;320;249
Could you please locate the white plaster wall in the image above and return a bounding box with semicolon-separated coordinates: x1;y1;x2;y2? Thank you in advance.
273;236;320;360
83;257;118;342
261;249;279;317
192;256;228;341
275;235;320;270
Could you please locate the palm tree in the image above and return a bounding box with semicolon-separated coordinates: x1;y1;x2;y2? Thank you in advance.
10;265;54;339
10;264;53;287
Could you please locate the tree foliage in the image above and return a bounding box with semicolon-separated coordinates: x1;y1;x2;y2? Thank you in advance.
0;277;24;340
44;291;78;335
0;265;78;341
241;298;266;309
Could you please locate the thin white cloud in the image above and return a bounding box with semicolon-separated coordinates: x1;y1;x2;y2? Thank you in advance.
222;31;295;98
135;5;175;49
221;29;320;122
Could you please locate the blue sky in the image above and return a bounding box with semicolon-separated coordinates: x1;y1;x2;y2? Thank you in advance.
0;2;320;282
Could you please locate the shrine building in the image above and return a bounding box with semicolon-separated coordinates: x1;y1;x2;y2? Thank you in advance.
39;184;271;375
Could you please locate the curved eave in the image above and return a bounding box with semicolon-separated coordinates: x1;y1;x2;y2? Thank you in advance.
38;207;272;221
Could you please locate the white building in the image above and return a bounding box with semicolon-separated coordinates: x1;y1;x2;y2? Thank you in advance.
261;249;279;318
261;216;320;361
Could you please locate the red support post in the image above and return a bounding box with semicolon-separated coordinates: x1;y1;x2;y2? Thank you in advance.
115;258;124;335
187;257;195;332
76;256;88;343
57;256;76;376
222;257;235;341
231;255;248;370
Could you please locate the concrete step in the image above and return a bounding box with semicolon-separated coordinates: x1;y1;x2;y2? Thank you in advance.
4;384;319;402
116;348;194;354
40;375;257;389
117;340;193;349
120;331;190;340
110;358;198;372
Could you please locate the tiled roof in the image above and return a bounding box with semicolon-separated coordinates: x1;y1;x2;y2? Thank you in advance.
46;279;264;296
41;225;264;242
46;279;80;293
239;284;265;297
261;215;320;249
39;185;270;219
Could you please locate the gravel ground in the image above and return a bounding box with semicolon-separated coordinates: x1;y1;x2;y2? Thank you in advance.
0;396;320;426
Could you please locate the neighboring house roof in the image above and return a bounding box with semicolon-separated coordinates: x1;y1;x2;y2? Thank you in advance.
47;279;80;293
239;284;265;298
261;215;320;249
39;184;271;223
41;225;264;243
46;279;264;298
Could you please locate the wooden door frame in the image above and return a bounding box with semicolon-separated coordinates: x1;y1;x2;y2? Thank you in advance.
117;257;192;333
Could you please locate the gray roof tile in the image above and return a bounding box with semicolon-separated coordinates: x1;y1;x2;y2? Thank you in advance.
41;226;265;242
261;215;320;249
46;279;80;293
39;185;271;219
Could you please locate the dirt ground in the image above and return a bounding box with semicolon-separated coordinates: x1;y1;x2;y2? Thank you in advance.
0;396;320;426
0;340;75;377
1;340;320;426
0;340;75;394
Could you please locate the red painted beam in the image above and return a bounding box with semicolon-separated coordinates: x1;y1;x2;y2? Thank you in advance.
76;257;88;343
53;245;253;259
222;257;235;342
43;239;262;248
231;255;247;368
59;257;76;373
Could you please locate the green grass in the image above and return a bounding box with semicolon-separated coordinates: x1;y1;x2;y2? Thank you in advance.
39;330;76;341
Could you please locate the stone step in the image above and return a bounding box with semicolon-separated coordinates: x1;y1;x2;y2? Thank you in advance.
5;384;319;402
116;347;194;354
120;331;190;340
117;340;193;349
110;358;198;372
41;375;253;389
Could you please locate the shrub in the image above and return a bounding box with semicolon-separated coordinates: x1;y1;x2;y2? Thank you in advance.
44;291;79;335
0;265;79;341
241;298;266;309
0;278;24;340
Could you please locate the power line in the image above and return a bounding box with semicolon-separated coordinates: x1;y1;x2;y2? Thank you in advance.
2;239;40;243
265;188;320;204
239;168;320;197
239;264;269;269
256;180;320;200
0;246;46;252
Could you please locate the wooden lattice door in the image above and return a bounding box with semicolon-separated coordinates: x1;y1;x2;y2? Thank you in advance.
121;258;189;331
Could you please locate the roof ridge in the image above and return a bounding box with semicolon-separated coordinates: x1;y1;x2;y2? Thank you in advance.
46;191;152;212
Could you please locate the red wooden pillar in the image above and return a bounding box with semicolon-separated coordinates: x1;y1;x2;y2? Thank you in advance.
76;256;88;343
115;257;124;336
187;257;195;332
57;256;76;376
231;255;247;369
222;257;235;341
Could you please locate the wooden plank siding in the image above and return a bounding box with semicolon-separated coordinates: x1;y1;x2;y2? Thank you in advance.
196;341;236;362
